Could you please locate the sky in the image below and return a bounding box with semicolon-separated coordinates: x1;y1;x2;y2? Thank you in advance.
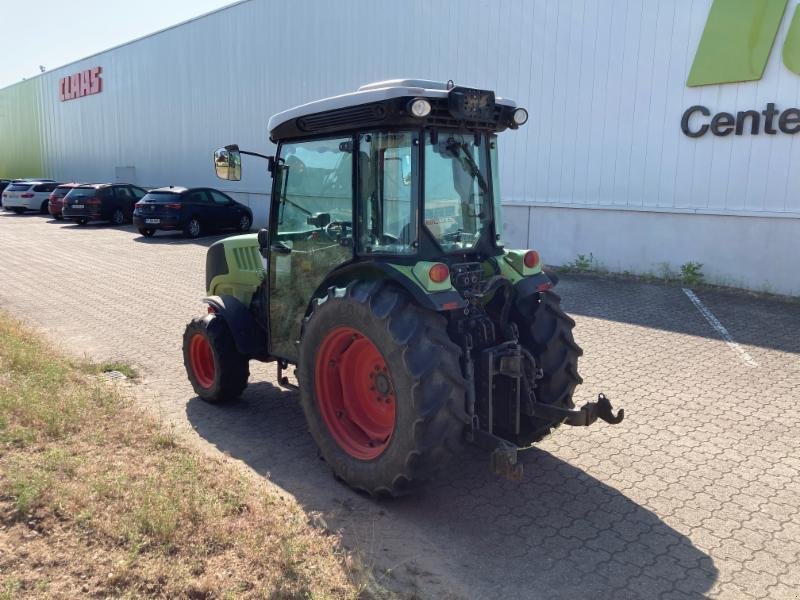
0;0;238;89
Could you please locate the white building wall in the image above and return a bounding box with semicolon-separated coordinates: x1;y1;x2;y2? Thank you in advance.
2;0;798;294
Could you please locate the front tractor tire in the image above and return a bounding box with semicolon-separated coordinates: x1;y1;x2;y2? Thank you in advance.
298;282;469;497
183;315;249;403
517;290;584;443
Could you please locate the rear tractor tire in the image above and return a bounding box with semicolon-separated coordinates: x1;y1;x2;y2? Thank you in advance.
516;290;583;444
183;315;249;403
298;281;469;497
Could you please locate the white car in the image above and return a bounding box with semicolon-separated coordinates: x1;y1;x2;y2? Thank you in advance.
2;181;59;214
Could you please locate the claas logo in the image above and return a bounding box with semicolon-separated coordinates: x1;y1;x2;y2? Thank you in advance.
688;0;800;86
59;67;102;101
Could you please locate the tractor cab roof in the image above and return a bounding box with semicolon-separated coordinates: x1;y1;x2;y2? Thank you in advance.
268;79;522;142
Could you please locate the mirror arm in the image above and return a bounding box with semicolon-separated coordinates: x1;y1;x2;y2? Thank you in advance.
239;149;272;160
237;150;275;174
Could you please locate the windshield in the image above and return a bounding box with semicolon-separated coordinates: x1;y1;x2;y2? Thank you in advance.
424;133;492;252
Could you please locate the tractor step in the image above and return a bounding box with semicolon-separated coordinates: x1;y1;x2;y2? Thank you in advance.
532;393;625;427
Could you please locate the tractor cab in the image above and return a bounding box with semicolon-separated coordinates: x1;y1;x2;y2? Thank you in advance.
188;80;624;495
213;80;532;357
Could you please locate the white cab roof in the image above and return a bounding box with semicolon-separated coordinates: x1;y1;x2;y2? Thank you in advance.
267;79;516;134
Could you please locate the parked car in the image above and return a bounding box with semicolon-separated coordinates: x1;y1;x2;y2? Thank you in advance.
0;180;10;206
48;182;82;220
62;183;148;226
2;181;59;214
132;186;253;238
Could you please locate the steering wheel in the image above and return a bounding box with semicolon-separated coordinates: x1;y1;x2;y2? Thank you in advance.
322;220;352;243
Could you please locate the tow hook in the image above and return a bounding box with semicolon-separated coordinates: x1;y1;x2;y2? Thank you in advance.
532;393;625;427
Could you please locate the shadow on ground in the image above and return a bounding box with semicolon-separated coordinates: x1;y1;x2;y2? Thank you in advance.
186;381;717;599
558;274;800;356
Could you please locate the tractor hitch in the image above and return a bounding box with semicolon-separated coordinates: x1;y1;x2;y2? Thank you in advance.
532;393;624;427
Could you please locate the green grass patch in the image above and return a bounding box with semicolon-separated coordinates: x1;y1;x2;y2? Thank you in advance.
0;313;359;598
99;361;139;379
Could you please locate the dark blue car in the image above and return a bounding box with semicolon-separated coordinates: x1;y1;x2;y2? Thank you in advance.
133;186;253;238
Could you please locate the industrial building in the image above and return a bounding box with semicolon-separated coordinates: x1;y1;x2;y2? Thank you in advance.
1;0;798;295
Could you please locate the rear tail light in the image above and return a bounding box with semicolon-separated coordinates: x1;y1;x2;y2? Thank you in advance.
134;202;143;209
428;263;450;284
165;203;182;210
524;250;540;269
86;198;101;205
21;193;34;198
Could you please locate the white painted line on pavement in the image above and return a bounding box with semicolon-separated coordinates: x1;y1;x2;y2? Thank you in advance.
682;288;758;368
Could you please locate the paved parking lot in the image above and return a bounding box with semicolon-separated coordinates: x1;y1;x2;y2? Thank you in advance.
1;211;799;599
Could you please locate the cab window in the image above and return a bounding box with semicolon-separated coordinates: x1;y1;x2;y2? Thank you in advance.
275;137;353;234
357;131;416;255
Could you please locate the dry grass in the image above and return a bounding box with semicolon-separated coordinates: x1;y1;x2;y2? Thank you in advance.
0;314;360;599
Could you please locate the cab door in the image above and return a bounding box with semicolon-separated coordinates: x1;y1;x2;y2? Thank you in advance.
268;137;354;361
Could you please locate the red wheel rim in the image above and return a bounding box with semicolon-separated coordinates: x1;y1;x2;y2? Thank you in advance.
315;327;396;460
189;333;215;388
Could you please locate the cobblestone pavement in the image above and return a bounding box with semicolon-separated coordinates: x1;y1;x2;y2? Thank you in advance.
1;212;799;599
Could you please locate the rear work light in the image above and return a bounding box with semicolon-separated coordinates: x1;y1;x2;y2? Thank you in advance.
428;263;450;284
408;98;432;118
524;250;540;269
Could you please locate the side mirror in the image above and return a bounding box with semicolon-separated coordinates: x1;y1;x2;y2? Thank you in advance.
213;145;242;181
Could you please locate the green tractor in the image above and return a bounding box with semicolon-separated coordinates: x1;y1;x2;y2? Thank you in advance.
183;80;623;496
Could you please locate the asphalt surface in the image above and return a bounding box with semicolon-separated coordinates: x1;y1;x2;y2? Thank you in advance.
1;211;799;599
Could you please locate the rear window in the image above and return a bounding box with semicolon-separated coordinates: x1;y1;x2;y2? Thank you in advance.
53;186;74;197
141;192;181;203
7;184;32;192
33;183;56;192
66;188;99;199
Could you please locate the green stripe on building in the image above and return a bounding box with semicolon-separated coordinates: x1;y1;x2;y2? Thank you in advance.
687;0;788;87
0;78;45;179
782;5;800;74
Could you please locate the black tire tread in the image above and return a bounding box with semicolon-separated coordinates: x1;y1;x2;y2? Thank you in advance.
182;316;249;403
298;280;468;497
518;290;583;444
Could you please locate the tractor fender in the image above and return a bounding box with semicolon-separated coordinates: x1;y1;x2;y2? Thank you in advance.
514;270;555;300
307;262;467;317
512;270;558;316
202;294;268;359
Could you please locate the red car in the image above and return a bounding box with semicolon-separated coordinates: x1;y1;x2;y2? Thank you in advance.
48;183;82;219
